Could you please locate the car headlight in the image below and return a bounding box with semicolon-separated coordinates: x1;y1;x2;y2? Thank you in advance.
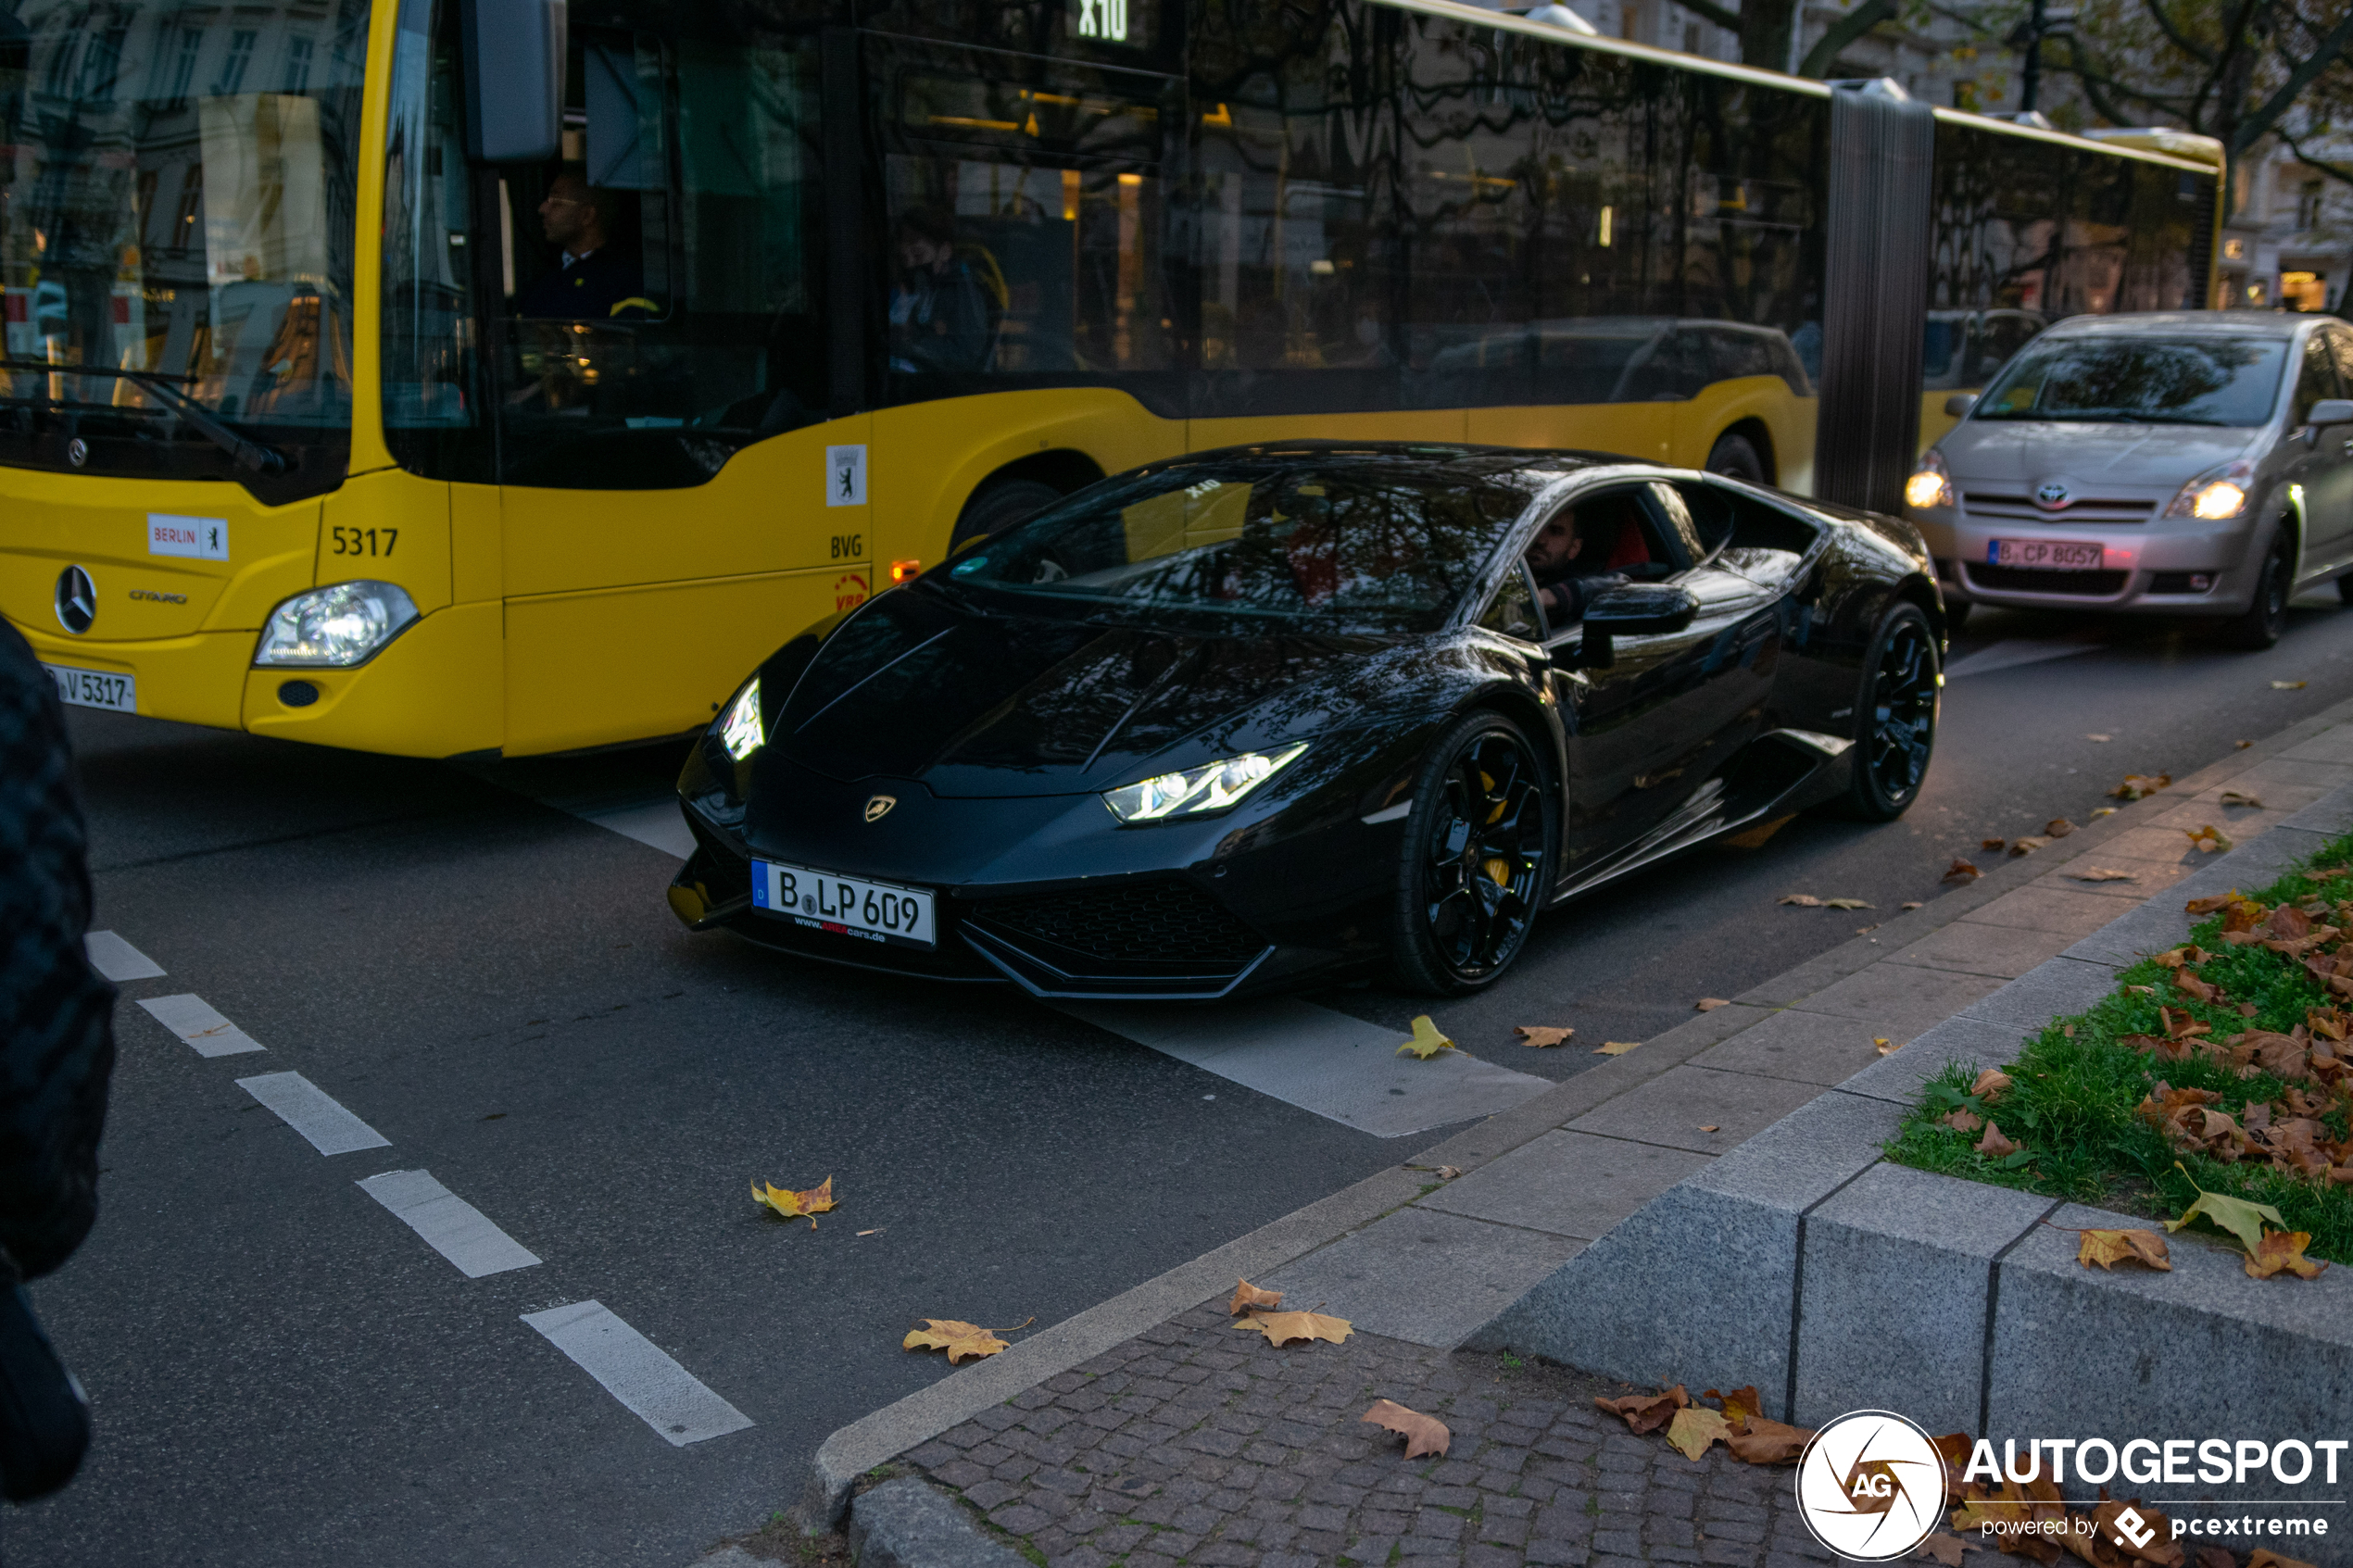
719;676;764;762
2165;458;2257;521
1102;743;1308;823
254;581;419;667
1904;449;1956;510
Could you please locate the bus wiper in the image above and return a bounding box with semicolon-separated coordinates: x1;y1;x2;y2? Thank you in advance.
0;360;289;474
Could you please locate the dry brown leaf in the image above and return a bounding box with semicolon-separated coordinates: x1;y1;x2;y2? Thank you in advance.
1699;1124;1720;1133
1234;1310;1353;1347
2221;790;2265;809
2236;739;2255;749
2010;836;2050;855
1594;1040;1641;1056
1666;1406;1730;1461
2272;680;2308;690
1944;859;1982;882
1361;1399;1451;1459
1903;901;1925;909
1876;1037;1897;1056
1982;837;2007;851
1976;1121;2020;1158
1779;894;1824;907
2185;824;2233;854
2085;733;2112;742
1515;1025;1575;1047
2072;867;2139;883
1229;1278;1283;1315
752;1175;837;1229
2046;819;2077;837
1823;897;1873;909
1942;1108;1984;1134
2077;1228;2172;1271
1724;1415;1812;1465
2112;773;2172;800
903;1319;1015;1362
1694;997;1731;1011
857;1228;882;1236
1971;1068;2013;1102
1705;1385;1764;1425
1433;1165;1463;1180
1916;1536;1967;1566
2245;1230;2328;1280
1594;1386;1688;1435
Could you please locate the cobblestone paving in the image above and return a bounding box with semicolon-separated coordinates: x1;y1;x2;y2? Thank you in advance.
900;1303;1873;1568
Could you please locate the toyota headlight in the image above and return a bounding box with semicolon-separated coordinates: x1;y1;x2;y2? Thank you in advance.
719;676;764;761
1904;449;1956;510
2165;458;2257;521
255;581;419;667
1102;744;1308;823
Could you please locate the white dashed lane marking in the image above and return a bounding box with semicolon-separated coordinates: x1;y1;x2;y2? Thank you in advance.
358;1170;542;1278
1059;997;1553;1138
86;930;165;981
522;1301;754;1447
234;1072;392;1156
138;994;266;1057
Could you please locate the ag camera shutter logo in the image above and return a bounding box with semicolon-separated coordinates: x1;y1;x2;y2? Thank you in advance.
1794;1411;1946;1561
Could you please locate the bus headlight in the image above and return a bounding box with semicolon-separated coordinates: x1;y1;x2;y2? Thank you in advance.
2165;458;2257;521
1102;744;1308;823
255;581;420;667
1904;449;1956;510
719;676;765;761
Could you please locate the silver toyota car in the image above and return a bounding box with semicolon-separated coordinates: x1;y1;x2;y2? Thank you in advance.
1906;311;2353;647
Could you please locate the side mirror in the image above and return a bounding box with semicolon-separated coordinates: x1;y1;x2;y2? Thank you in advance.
2309;398;2353;429
1584;583;1700;636
463;0;567;162
1944;393;1978;418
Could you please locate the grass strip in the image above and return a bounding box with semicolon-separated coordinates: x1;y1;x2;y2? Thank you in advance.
1886;830;2353;1263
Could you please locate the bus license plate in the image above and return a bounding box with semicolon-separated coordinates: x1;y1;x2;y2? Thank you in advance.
751;859;936;949
43;663;136;713
1989;538;2104;571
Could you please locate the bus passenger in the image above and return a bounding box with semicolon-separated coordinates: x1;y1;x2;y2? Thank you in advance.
516;169;647;320
1525;506;1628;625
889;207;1000;375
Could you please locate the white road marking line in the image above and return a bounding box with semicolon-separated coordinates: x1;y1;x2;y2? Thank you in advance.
522;1301;754;1446
1058;997;1552;1138
85;930;165;981
138;994;265;1057
1944;637;2100;680
358;1170;541;1277
234;1072;391;1156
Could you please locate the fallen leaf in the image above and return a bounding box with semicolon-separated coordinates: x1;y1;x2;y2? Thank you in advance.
752;1175;837;1229
1667;1405;1731;1461
2237;740;2254;749
1976;1122;2020;1158
1514;1025;1575;1047
1233;1310;1353;1347
2112;773;2172;801
1944;859;1982;882
1971;1068;2013;1102
2165;1180;2286;1256
1876;1037;1897;1056
2010;836;2050;856
1362;1399;1452;1458
2046;819;2076;837
1434;1165;1463;1179
2246;1230;2328;1280
1699;1124;1720;1133
1941;1108;1983;1134
1823;897;1873;910
1982;837;2007;851
1594;1040;1642;1055
1779;894;1824;907
2085;733;2111;743
1398;1015;1457;1060
1724;1415;1812;1465
1856;924;1879;935
2185;824;2233;854
857;1228;882;1236
2271;680;2308;690
2071;867;2139;883
2094;806;2118;816
2077;1228;2172;1271
1902;901;1924;909
1694;997;1731;1011
2221;790;2265;809
1705;1385;1764;1424
1594;1386;1688;1435
1917;1535;1968;1566
903;1319;1015;1362
1230;1278;1284;1315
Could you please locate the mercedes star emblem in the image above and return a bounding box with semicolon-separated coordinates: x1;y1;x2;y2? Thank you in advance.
66;437;87;469
2034;479;2071;509
55;565;96;634
864;794;897;823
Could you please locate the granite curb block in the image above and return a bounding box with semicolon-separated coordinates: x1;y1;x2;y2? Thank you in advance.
847;1479;1030;1568
1464;778;2353;1554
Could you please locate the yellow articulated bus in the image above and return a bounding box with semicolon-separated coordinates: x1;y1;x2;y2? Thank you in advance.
0;0;2218;758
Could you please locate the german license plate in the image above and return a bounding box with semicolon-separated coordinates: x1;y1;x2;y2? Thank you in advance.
1989;538;2104;571
751;859;936;949
42;662;136;713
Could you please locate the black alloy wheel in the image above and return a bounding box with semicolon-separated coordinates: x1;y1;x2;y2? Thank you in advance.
1391;712;1555;995
1838;601;1938;821
2218;526;2293;650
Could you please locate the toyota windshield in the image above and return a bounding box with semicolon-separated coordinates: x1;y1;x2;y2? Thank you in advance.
0;0;368;500
1972;337;2289;428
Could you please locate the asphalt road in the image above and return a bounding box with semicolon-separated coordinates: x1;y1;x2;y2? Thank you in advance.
11;591;2353;1567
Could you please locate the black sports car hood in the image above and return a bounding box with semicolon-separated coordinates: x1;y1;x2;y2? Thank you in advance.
765;587;1401;798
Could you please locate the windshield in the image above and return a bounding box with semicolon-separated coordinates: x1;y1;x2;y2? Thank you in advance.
1972;337;2288;427
0;0;366;499
937;459;1540;634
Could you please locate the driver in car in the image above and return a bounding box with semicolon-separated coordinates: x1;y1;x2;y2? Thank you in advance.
1525;506;1628;625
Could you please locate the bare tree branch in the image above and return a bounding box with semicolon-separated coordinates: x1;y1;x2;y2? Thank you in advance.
1676;0;1747;32
2279;125;2353;189
2233;4;2353;151
2135;0;2214;68
1798;0;1896;76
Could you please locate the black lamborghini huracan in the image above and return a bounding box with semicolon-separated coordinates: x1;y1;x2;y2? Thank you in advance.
667;444;1944;999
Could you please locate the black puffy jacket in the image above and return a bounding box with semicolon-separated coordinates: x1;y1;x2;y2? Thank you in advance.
0;621;114;1283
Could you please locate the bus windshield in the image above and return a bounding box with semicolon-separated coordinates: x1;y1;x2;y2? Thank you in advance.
0;0;366;498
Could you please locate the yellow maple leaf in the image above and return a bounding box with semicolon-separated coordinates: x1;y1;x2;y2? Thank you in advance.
752;1175;836;1229
2076;1228;2171;1272
1667;1406;1730;1461
1515;1025;1575;1047
1229;1278;1283;1314
902;1318;1015;1362
1398;1016;1456;1059
1232;1310;1353;1347
2246;1229;2328;1280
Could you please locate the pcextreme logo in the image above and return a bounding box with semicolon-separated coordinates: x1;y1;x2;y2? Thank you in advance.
1794;1411;1948;1560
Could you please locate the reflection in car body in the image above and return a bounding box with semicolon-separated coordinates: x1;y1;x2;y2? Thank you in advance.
1423;316;1815;405
669;443;1945;1001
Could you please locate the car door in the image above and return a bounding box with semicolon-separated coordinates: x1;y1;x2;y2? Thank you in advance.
1545;480;1781;879
2316;326;2353;566
2284;327;2352;574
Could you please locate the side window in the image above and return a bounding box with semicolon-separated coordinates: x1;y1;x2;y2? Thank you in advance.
1643;482;1707;563
1673;483;1736;557
2293;332;2342;428
2327;330;2353;410
1478;562;1541;642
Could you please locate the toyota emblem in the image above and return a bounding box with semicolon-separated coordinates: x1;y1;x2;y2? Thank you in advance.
2033;480;2071;509
54;565;96;634
864;794;897;823
66;437;87;469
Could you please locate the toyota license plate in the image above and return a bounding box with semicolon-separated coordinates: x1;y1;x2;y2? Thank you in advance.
751;859;936;949
42;662;136;713
1989;538;2104;571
